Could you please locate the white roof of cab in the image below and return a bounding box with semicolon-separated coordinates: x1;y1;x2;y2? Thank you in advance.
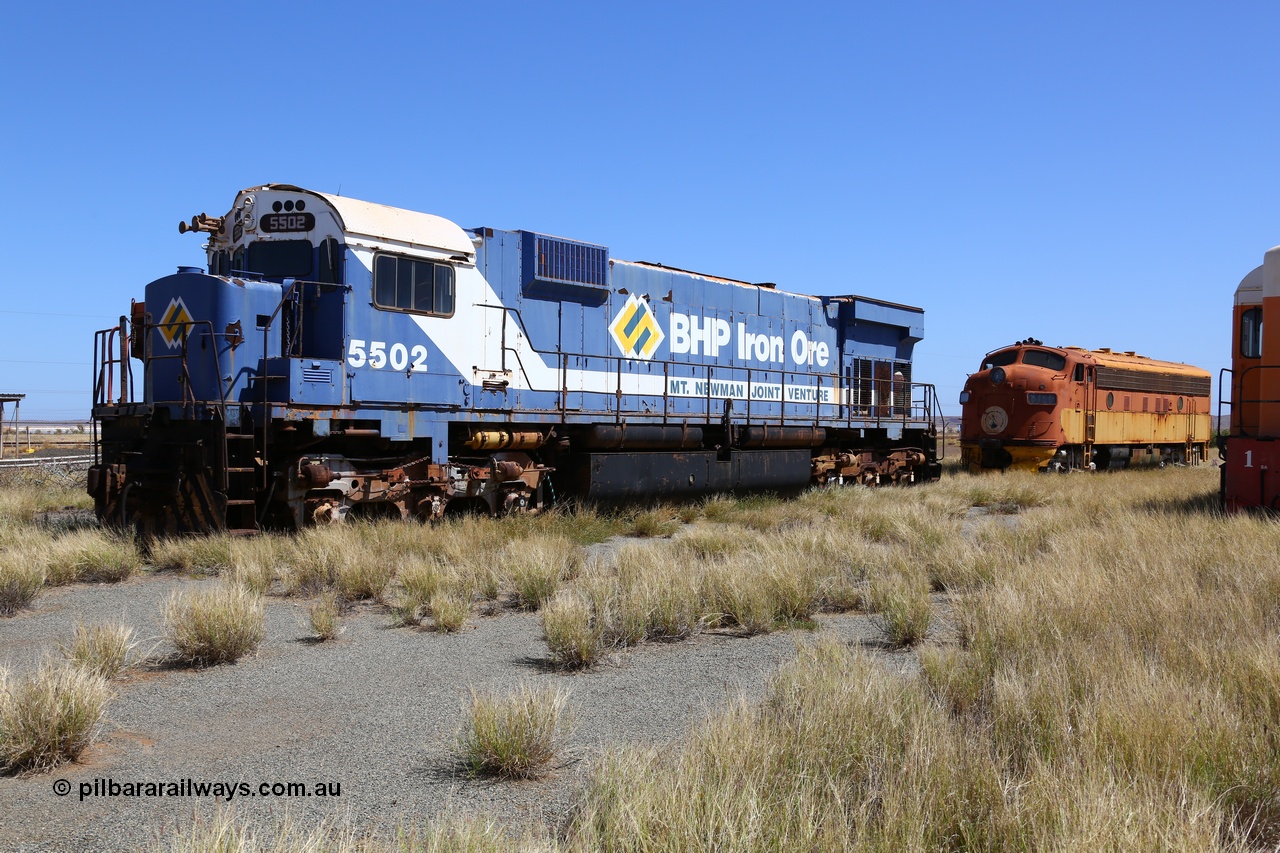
243;185;474;258
1237;263;1263;306
314;190;474;258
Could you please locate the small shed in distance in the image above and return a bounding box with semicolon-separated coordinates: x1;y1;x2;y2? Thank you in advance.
0;393;26;459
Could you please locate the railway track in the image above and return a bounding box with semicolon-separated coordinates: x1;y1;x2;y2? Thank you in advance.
0;454;94;469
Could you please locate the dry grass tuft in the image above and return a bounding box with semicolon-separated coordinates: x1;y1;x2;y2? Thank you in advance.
164;584;266;665
147;534;232;575
393;556;457;625
869;571;932;647
61;621;136;679
505;534;581;610
0;555;45;615
158;808;545;852
153;810;349;852
608;541;704;640
227;537;285;595
458;685;571;779
332;553;395;602
388;596;424;628
307;592;343;641
541;590;604;668
429;592;471;634
571;639;1007;850
0;663;112;772
397;555;449;603
629;506;681;538
703;564;776;634
278;528;345;595
44;530;139;584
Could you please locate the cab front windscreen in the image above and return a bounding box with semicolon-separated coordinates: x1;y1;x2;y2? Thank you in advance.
982;349;1018;371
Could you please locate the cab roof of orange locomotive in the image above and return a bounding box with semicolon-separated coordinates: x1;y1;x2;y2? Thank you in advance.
981;343;1209;380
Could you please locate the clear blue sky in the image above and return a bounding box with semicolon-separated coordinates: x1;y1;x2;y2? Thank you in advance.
2;2;1276;419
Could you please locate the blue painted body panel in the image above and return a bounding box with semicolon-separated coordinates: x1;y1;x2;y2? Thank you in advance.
142;224;926;465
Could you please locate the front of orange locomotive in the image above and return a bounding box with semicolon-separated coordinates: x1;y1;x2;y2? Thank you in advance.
959;343;1070;473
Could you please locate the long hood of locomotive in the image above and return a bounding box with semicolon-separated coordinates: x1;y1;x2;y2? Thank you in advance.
142;247;925;422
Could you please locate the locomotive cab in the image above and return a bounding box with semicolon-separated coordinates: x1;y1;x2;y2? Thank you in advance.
959;343;1076;472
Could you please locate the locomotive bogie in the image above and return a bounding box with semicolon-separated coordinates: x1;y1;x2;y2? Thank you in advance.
90;185;942;533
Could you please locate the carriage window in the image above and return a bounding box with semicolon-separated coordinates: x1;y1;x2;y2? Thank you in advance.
1241;307;1262;358
246;240;313;278
982;349;1018;370
1022;349;1066;371
1072;363;1084;382
373;253;455;317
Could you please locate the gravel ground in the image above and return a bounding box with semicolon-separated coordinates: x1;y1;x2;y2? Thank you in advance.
0;568;933;851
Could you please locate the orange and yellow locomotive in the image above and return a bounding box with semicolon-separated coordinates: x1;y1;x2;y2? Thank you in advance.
960;339;1210;473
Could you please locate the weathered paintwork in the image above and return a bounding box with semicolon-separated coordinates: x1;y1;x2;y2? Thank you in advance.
960;343;1210;473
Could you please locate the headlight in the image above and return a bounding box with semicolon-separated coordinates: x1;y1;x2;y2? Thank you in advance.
959;391;971;404
990;367;1006;386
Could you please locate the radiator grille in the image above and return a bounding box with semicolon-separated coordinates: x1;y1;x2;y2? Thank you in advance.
1095;367;1209;397
523;232;609;288
302;368;333;383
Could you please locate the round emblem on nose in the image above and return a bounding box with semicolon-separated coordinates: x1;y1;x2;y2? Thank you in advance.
982;406;1009;435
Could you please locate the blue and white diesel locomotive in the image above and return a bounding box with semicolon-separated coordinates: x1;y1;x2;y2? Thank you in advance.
89;184;941;533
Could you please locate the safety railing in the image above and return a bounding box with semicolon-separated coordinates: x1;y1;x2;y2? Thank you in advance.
483;301;937;431
1216;364;1280;442
143;319;229;419
91;316;135;409
94;294;941;458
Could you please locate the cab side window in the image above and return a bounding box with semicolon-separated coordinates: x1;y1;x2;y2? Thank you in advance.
373;253;455;317
1241;307;1263;358
317;238;343;284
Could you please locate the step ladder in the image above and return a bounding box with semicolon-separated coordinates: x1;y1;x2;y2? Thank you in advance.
223;431;259;534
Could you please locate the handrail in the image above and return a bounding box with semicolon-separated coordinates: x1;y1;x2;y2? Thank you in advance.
259;279;302;490
473;301;931;428
91;315;137;410
142;320;229;413
1217;367;1232;449
1215;363;1280;440
99;293;938;448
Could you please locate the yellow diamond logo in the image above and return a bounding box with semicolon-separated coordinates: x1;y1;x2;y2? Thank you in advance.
608;294;664;360
157;297;194;350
